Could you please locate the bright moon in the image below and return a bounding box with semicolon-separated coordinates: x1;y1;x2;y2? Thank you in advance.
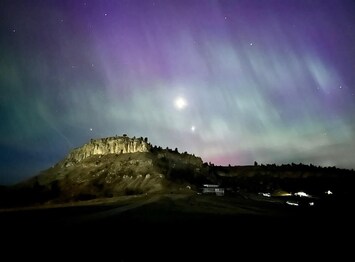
174;97;187;110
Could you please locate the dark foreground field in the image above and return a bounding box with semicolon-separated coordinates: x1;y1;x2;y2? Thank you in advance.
1;193;353;259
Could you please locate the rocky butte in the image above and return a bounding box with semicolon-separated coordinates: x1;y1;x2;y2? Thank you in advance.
4;135;206;204
62;136;151;167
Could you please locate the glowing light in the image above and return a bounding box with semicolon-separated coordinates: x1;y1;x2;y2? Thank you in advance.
309;202;315;206
286;201;299;206
325;190;333;195
259;192;271;197
174;97;187;110
191;126;195;132
294;191;311;198
271;190;292;197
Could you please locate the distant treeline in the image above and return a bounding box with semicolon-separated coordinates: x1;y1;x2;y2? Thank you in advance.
209;163;355;196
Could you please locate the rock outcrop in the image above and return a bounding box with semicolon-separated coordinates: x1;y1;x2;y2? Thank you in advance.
62;136;150;167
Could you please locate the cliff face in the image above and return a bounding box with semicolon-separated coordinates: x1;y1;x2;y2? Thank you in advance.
62;136;150;167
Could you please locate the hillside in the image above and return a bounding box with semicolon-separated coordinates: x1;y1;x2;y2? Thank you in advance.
2;136;211;207
211;163;355;196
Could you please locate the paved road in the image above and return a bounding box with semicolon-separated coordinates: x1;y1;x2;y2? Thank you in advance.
64;194;162;226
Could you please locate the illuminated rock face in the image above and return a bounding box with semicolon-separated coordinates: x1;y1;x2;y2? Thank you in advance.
63;136;150;166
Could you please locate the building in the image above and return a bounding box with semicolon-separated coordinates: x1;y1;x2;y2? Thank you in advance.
202;184;225;196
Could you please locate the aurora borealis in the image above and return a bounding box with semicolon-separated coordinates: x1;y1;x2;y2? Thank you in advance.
1;0;355;184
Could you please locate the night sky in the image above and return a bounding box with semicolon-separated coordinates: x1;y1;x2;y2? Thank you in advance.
1;0;355;184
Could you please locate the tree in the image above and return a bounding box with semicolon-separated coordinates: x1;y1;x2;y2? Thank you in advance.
254;161;258;166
